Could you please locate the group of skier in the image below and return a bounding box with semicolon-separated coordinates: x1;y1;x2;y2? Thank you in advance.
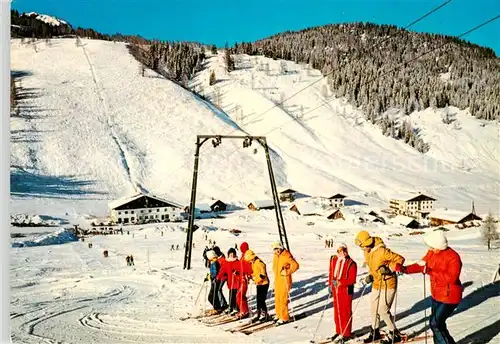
203;241;300;325
327;229;463;344
201;229;463;344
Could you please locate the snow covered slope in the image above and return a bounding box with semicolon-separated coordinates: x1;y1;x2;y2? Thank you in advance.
190;52;500;212
10;39;499;213
10;39;282;205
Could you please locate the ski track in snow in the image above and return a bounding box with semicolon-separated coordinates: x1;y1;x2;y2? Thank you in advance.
79;42;143;194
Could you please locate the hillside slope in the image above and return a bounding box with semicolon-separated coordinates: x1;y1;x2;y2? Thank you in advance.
190;51;500;211
10;39;282;204
10;39;499;213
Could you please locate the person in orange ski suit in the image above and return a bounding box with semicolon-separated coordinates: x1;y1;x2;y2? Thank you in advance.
328;243;358;343
272;242;299;325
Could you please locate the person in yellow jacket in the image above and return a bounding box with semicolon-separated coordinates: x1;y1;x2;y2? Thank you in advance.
244;249;271;323
355;231;405;344
271;242;299;325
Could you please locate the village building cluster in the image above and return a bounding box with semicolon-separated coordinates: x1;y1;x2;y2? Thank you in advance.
91;187;484;231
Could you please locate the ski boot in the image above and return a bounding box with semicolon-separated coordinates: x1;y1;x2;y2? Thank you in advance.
251;311;261;323
381;330;402;344
363;328;382;343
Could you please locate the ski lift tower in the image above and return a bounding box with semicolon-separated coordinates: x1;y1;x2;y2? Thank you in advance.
183;135;289;270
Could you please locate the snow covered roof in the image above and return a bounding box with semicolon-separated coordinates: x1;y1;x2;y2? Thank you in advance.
390;192;436;202
248;200;275;209
429;209;480;223
326;193;346;199
194;203;212;212
393;215;419;227
278;187;297;194
108;193;183;210
289;200;322;215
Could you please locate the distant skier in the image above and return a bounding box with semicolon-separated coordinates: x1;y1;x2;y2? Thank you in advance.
130;255;134;266
400;231;463;344
355;230;405;344
176;244;179;250
126;256;131;266
171;244;175;251
203;246;210;268
88;243;92;249
103;250;109;258
328;243;358;343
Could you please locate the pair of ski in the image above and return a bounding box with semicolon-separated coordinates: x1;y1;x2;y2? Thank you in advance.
313;331;433;344
228;312;308;335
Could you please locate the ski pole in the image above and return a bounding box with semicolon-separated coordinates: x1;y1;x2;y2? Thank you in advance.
194;279;206;306
340;282;369;338
310;289;331;343
424;273;428;344
392;278;398;344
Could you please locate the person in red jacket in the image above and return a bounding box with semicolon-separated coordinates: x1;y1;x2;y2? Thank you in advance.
328;243;358;343
398;230;463;344
213;246;228;311
216;248;240;315
234;242;253;319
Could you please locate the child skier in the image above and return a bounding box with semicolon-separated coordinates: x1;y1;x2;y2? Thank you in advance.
216;248;240;315
213;246;228;311
328;243;358;343
272;242;299;325
206;250;223;314
355;230;405;344
399;230;463;344
244;249;271;322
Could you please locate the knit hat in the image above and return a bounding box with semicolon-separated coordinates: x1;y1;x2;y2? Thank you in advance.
271;242;283;250
424;230;448;250
240;242;249;254
206;250;216;261
227;248;237;257
213;246;222;257
337;243;348;251
355;230;374;247
244;249;256;261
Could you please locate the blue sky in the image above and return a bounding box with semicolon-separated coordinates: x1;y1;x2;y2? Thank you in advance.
11;0;500;55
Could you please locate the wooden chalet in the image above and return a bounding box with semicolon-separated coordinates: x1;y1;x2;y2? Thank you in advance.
278;188;297;202
326;209;345;220
184;199;228;214
429;209;482;227
248;200;275;211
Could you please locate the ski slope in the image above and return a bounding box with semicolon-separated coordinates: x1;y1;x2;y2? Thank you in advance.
10;212;500;343
10;38;500;214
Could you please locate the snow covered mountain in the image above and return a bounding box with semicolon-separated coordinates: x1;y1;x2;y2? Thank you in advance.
23;12;68;26
10;38;500;214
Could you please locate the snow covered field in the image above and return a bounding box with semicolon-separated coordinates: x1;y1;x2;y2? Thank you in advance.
9;38;500;343
10;212;500;343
